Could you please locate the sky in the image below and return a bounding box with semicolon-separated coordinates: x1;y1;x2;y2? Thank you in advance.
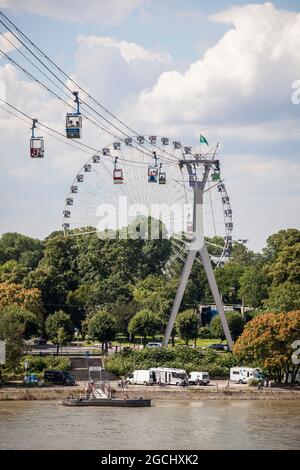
0;0;299;252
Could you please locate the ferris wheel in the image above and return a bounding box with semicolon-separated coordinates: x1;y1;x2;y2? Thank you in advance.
62;135;233;267
62;135;234;350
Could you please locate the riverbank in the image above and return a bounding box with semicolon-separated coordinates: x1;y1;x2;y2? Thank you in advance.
112;385;300;401
0;385;84;401
1;382;300;401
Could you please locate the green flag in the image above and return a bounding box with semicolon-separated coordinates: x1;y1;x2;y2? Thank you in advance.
199;135;208;145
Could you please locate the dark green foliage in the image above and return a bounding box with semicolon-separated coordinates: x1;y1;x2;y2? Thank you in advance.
87;309;117;352
210;311;245;341
45;310;74;353
21;355;71;372
128;309;163;341
106;346;239;377
176;309;199;345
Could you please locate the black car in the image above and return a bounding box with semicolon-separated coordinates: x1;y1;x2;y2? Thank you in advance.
44;370;75;386
207;343;228;351
33;336;47;346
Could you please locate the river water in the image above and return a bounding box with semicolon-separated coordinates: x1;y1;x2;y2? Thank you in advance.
0;400;299;450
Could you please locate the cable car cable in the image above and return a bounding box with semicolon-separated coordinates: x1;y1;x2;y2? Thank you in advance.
0;11;179;162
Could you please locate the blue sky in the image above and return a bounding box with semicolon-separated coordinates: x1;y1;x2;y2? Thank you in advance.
0;0;300;251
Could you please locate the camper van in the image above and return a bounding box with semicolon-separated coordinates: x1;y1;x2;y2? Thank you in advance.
128;368;188;386
150;368;188;386
127;370;155;385
188;371;210;385
230;367;265;384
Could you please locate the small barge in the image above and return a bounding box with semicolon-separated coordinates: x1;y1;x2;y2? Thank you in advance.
60;397;151;407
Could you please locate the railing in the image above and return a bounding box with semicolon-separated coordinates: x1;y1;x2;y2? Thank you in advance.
22;348;102;357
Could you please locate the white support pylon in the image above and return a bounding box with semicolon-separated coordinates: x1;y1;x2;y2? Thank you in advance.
162;158;234;351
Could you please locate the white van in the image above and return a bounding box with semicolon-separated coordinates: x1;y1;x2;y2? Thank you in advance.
230;367;265;384
127;370;155;385
188;371;210;385
150;367;188;386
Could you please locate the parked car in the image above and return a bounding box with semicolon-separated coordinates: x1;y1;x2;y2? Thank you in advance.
44;370;75;386
188;371;210;385
146;342;162;348
207;343;228;351
33;336;47;346
23;373;39;385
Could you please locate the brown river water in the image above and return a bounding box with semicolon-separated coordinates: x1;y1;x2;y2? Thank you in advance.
0;400;299;450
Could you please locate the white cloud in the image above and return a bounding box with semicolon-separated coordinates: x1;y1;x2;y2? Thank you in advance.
123;2;300;136
0;0;146;24
77;36;171;64
71;35;172;110
0;31;21;54
0;3;299;249
222;153;300;250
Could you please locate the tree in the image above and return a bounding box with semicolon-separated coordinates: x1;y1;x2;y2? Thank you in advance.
210;311;245;341
128;309;163;343
0;232;43;267
233;311;300;383
24;235;79;315
264;282;300;312
87;309;117;353
239;265;269;308
0;282;43;317
132;275;178;321
215;263;245;304
0;306;40;340
263;229;300;262
0;310;24;370
0;260;29;284
266;243;300;286
176;310;199;346
45;310;74;354
230;242;256;266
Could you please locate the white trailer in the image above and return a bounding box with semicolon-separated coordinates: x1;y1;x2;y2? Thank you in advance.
188;371;210;385
150;367;188;386
230;367;265;384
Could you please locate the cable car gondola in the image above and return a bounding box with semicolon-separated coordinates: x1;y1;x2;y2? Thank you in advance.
30;119;44;158
148;151;158;183
66;91;82;139
158;163;166;184
113;157;124;184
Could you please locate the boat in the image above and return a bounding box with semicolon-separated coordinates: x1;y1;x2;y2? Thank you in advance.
59;379;151;407
60;397;151;407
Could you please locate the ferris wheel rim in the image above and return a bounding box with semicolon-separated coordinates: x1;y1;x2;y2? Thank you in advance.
62;134;233;268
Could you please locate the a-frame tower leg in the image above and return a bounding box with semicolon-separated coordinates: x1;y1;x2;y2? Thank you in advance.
162;250;197;346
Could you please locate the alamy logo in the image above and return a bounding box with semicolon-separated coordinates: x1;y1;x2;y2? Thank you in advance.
95;196;204;248
291;340;300;365
291;80;300;104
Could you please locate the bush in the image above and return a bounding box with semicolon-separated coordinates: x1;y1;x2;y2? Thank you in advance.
198;327;214;339
248;379;260;387
21;355;71;373
105;346;240;378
